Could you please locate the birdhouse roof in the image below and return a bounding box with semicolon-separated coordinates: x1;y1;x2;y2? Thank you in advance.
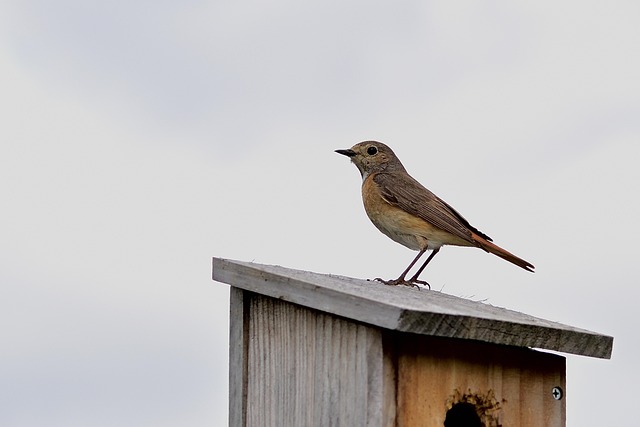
212;257;613;359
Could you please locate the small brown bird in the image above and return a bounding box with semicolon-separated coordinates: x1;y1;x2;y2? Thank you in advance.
336;141;534;287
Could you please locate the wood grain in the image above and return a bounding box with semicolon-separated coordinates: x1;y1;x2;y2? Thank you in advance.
396;335;566;427
241;294;395;427
227;289;567;426
212;257;613;359
229;287;249;427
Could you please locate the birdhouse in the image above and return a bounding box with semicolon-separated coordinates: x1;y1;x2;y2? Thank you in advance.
212;258;613;427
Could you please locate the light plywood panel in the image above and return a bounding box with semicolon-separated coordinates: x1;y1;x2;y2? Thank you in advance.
396;335;565;427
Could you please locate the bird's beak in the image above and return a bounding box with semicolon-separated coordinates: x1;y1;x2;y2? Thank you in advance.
335;149;356;157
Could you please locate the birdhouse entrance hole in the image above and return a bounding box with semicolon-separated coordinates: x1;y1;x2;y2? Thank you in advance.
444;389;501;427
444;402;482;427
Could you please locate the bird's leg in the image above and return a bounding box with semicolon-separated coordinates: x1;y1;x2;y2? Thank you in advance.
375;248;427;287
407;247;441;289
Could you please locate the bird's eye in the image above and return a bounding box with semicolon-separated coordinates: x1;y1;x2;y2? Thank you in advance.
367;146;378;155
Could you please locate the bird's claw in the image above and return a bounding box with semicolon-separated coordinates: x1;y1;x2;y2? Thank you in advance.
410;279;431;290
374;277;430;290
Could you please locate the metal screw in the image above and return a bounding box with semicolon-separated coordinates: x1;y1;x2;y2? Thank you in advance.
552;386;563;400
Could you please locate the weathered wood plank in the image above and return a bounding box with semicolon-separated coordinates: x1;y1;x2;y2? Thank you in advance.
243;294;394;427
228;287;249;427
212;257;613;359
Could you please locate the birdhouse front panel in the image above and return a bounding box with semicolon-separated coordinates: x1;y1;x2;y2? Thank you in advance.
396;335;566;427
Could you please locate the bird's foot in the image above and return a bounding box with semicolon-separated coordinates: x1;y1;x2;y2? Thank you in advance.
409;278;431;290
374;277;430;289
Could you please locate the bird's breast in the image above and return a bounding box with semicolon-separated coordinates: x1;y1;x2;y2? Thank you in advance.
361;174;471;250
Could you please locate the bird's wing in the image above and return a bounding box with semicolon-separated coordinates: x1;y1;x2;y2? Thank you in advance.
373;172;492;244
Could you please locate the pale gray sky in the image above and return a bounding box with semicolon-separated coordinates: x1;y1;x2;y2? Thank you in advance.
1;1;638;426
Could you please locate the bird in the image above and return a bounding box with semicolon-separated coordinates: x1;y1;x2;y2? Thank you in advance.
335;141;534;288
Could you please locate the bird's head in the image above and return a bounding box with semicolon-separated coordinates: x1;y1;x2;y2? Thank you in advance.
335;141;406;179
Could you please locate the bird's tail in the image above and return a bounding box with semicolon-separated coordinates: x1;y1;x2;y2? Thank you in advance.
471;232;535;272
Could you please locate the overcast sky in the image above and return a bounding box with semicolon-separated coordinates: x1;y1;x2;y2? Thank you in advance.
1;1;638;426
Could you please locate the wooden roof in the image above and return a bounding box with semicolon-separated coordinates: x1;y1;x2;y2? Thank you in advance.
212;257;613;359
